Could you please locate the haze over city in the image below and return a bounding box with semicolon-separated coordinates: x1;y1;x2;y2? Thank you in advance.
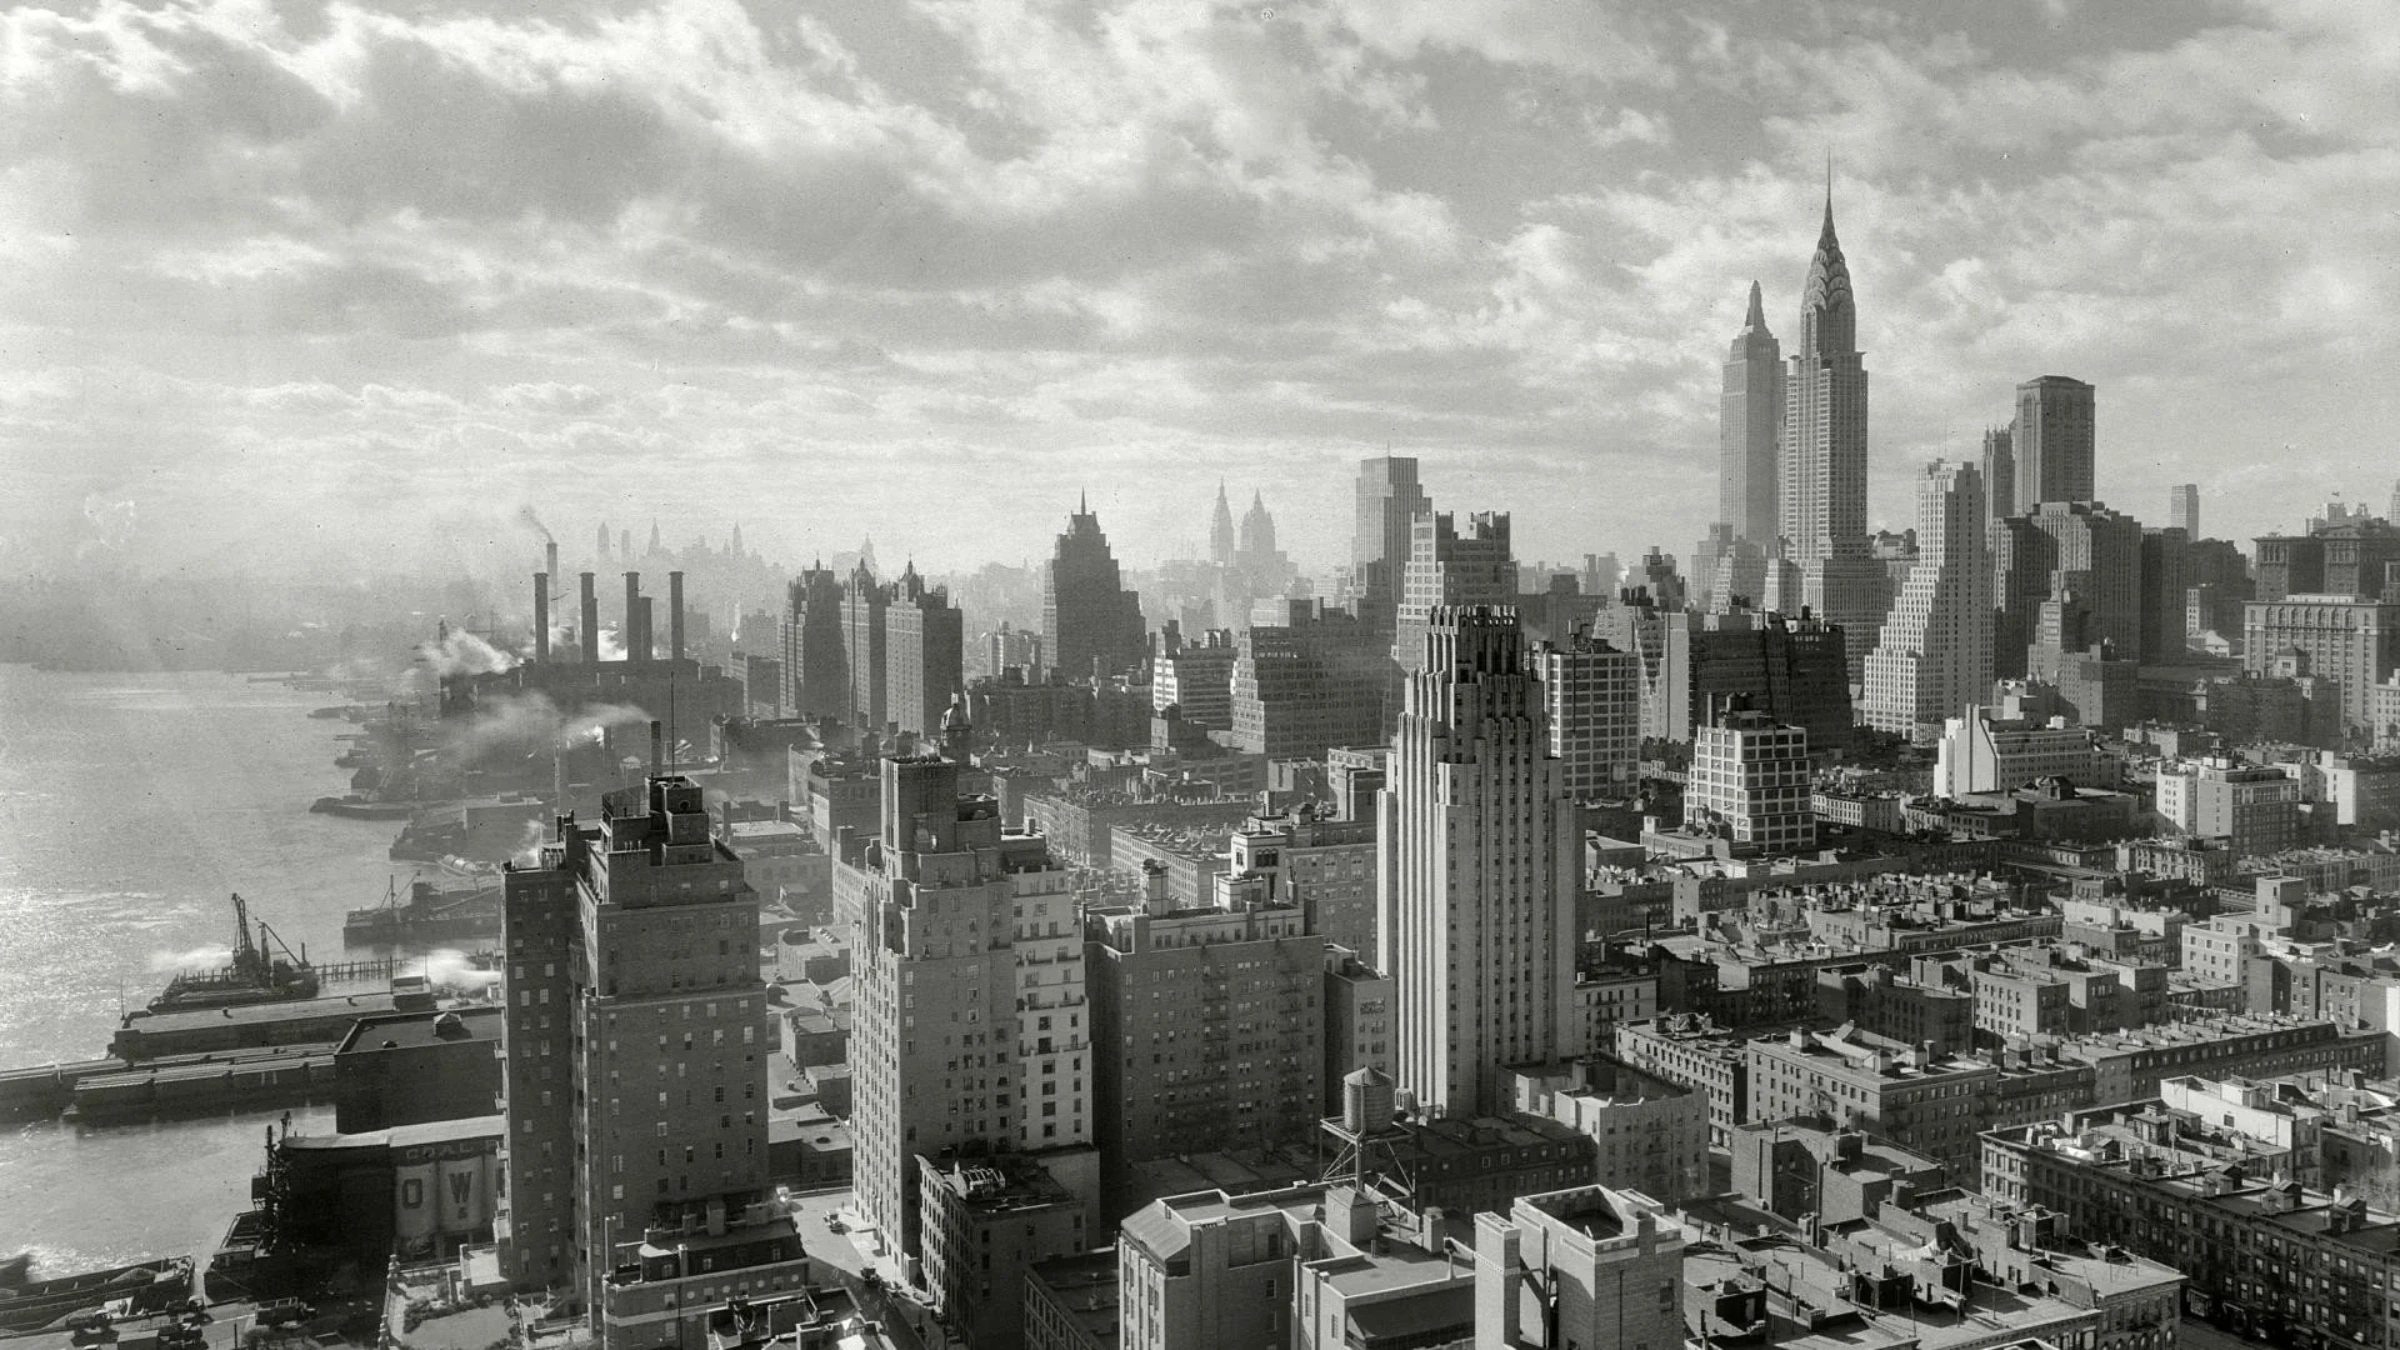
4;0;2396;580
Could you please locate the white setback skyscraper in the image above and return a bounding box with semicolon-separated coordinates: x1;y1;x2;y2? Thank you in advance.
1863;461;1996;738
1377;606;1579;1118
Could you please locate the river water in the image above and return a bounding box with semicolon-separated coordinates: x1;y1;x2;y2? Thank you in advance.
0;667;435;1273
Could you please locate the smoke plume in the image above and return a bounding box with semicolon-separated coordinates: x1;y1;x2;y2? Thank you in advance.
516;505;554;545
416;625;520;678
148;945;232;973
440;690;652;766
418;948;503;996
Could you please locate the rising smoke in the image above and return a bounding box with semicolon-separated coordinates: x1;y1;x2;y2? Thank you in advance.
439;690;653;766
516;505;555;545
416;625;520;678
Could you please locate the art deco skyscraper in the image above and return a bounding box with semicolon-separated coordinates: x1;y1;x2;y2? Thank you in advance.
1042;495;1146;680
1377;606;1578;1118
1720;280;1784;545
1862;461;1994;737
2013;376;2097;512
1780;191;1887;679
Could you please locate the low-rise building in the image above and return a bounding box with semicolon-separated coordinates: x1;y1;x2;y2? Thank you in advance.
1508;1054;1709;1202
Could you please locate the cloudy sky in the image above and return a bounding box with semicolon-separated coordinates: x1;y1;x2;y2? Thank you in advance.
4;0;2396;580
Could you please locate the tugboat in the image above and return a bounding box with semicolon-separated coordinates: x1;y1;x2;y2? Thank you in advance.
149;894;318;1012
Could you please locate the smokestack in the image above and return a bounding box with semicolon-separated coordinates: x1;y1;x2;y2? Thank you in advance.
579;573;598;665
649;719;663;778
669;571;686;665
533;573;550;665
638;597;655;665
545;540;559;591
624;572;643;665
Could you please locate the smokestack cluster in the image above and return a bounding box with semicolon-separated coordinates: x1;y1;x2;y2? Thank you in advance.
532;573;550;664
669;571;686;665
580;572;598;665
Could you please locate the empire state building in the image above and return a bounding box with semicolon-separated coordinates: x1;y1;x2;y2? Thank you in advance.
1778;191;1888;682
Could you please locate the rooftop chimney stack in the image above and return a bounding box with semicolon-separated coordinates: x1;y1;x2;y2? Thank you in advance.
624;572;644;665
650;719;663;778
533;573;550;664
669;570;686;664
579;573;599;665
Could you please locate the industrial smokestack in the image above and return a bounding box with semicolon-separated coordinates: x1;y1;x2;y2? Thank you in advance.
649;719;663;778
638;597;655;665
533;573;550;665
544;540;559;591
624;572;643;665
579;573;598;665
669;570;685;665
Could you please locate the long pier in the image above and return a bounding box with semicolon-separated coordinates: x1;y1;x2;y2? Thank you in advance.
0;1045;337;1122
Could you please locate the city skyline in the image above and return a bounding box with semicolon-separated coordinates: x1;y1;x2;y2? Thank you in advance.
3;1;2396;580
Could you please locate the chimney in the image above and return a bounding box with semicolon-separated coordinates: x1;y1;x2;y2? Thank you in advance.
545;540;559;591
579;573;599;664
624;572;644;664
650;720;664;778
533;573;550;665
638;596;655;665
669;570;686;664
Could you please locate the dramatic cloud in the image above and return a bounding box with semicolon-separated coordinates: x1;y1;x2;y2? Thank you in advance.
0;0;2394;580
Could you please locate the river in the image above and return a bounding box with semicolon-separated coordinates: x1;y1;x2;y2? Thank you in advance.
0;666;436;1272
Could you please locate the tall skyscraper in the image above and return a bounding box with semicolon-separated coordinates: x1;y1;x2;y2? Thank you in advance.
882;563;964;739
1390;511;1517;673
1981;426;2016;532
498;772;809;1346
1720;280;1784;545
842;756;1096;1260
2170;483;2201;537
1207;482;1236;567
1353;455;1431;573
1863;461;1994;737
1779;190;1887;678
1993;501;2146;674
1042;496;1147;681
1378;606;1578;1118
2013;376;2097;512
840;559;887;733
779;563;849;722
